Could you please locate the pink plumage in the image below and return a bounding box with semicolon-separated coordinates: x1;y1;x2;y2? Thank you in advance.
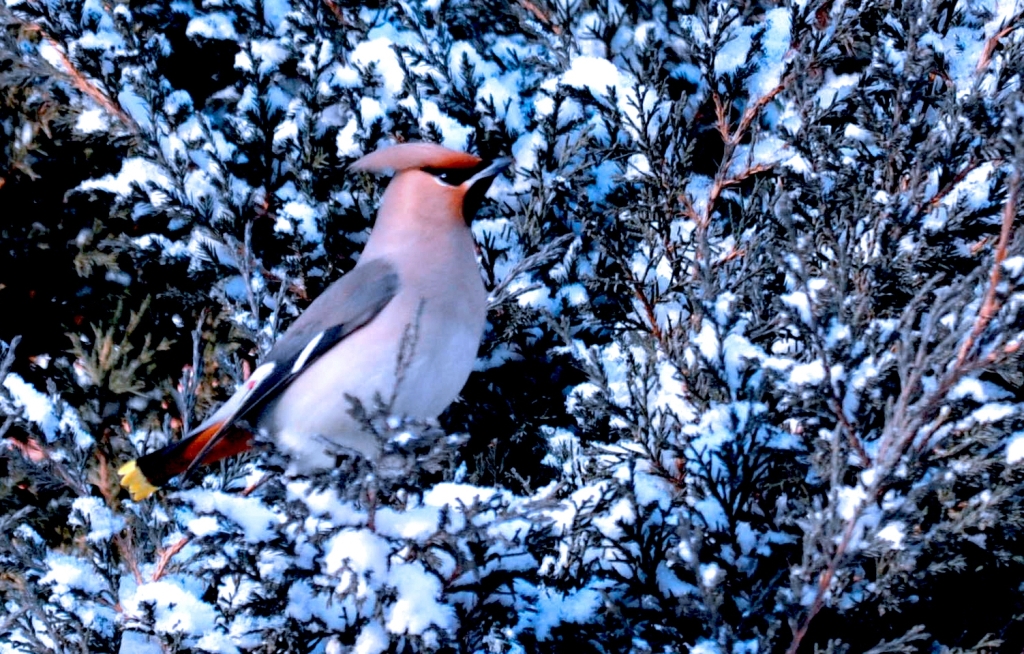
349;142;482;173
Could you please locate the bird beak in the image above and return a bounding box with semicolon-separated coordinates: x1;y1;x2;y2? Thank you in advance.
461;157;512;223
465;157;513;188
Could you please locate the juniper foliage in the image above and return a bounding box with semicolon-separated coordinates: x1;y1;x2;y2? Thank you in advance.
1;0;1023;652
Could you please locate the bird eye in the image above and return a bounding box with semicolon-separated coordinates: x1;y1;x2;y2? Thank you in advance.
422;165;487;186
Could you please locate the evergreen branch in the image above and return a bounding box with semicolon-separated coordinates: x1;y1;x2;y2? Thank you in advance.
515;0;562;35
22;26;137;131
975;9;1024;73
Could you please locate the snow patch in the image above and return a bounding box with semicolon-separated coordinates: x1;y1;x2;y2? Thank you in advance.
125;579;218;635
1007;433;1024;464
177;490;278;543
877;522;905;549
3;373;59;440
78;158;172;202
186;13;237;40
75;108;109;134
70;497;125;542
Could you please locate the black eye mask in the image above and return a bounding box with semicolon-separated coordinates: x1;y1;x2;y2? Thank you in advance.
422;157;511;222
421;161;491;186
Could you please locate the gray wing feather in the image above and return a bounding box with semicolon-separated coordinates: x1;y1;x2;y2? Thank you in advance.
178;258;399;479
265;258;401;366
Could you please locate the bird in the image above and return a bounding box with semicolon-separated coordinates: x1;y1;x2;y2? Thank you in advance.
118;142;510;501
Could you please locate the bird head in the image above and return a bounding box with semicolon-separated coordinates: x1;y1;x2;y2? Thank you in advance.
351;143;511;224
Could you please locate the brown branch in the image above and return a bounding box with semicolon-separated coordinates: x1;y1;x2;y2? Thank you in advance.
92;449;144;585
242;472;271;496
712;91;731;142
696;76;792;248
8;436;47;462
976;10;1024;74
117;530;144;586
785;501;862;654
887;168;1021;447
321;0;353;26
151;535;189;582
715;247;746;265
150;473;269;582
28;28;137;131
678;192;701;224
719;163;774;188
955;169;1020;369
630;279;665;345
788;169;1021;654
732;80;787;146
827;396;871;466
683;73;792;285
94;448;116;500
515;0;562;35
922;158;987;211
257;261;308;301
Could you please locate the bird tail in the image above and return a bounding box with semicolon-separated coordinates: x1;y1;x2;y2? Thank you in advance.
117;422;254;501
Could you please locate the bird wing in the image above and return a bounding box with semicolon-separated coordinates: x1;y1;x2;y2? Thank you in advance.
179;258;401;479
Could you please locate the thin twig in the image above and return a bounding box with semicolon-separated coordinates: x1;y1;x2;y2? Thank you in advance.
786;169;1021;654
487;233;574;308
975;10;1024;73
117;531;144;586
515;0;562;35
150;535;189;583
732;81;787;146
785;501;862;654
150;473;270;582
955;169;1020;369
25;27;137;131
630;278;665;345
920;158;986;211
94;448;145;585
321;0;353;26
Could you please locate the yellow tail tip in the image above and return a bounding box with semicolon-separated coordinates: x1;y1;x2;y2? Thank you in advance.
118;460;159;501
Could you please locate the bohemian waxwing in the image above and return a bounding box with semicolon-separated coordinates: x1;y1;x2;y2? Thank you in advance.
118;142;510;500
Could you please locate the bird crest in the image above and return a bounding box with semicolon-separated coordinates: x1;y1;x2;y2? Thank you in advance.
350;142;483;174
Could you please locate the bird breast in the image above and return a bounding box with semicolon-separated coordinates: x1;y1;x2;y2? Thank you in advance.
265;230;487;471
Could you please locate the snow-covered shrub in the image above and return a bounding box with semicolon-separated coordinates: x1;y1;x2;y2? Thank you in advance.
2;0;1024;652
